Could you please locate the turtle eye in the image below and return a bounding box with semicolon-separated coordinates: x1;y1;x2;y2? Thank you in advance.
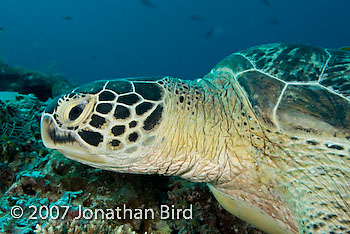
69;104;85;121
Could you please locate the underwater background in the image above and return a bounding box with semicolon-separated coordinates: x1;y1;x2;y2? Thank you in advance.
0;0;349;84
0;0;349;233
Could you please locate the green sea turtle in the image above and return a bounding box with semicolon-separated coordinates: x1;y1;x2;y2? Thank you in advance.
41;43;350;234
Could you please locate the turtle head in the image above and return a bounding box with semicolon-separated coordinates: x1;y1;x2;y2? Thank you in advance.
41;78;167;171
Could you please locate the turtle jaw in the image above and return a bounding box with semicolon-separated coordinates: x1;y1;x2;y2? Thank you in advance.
41;114;77;149
57;149;109;166
41;113;109;165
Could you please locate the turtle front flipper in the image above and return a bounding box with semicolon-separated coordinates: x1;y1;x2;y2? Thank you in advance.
208;184;295;234
208;144;350;234
275;147;350;234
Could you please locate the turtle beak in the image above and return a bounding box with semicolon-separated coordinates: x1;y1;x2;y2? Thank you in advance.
41;114;56;149
40;113;109;165
40;114;77;149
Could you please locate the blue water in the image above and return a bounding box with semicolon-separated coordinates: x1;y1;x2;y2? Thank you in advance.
0;0;349;84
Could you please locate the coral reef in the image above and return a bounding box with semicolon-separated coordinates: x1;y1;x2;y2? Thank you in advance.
34;220;136;234
0;59;76;101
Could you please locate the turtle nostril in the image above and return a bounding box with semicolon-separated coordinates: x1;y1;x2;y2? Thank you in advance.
69;105;84;121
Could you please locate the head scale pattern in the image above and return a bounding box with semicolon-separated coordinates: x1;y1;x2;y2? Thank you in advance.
42;78;166;156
